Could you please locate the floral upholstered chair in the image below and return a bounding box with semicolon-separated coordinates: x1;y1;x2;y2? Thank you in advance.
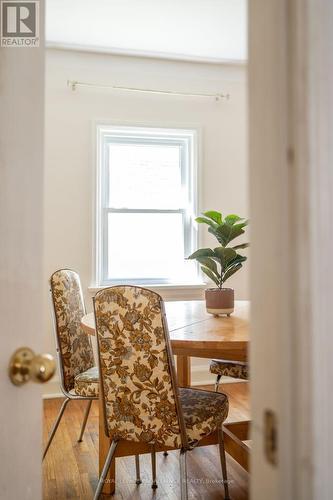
44;270;141;484
93;286;231;500
210;359;249;392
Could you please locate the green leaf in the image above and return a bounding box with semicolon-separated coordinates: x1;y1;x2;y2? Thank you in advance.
196;257;219;275
233;220;249;230
232;242;250;250
224;254;247;272
187;248;215;260
200;266;220;286
214;223;245;246
207;226;219;242
195;217;219;230
224;214;243;225
222;263;242;283
213;247;237;268
202;210;222;225
230;253;247;264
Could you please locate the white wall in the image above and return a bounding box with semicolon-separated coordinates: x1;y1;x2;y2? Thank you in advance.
44;48;248;393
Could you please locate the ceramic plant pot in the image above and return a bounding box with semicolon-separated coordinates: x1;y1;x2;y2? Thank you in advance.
205;287;234;316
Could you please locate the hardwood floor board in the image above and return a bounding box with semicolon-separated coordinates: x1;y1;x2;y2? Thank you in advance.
43;383;249;499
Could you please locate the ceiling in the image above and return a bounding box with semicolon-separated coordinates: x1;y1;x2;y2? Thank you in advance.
46;0;247;62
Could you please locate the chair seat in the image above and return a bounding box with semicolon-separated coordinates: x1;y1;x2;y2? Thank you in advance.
210;359;249;380
72;366;99;397
179;387;228;448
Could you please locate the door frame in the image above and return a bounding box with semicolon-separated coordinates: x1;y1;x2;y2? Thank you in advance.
250;1;333;498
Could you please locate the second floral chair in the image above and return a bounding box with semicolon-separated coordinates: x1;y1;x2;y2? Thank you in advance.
93;285;231;500
44;270;142;485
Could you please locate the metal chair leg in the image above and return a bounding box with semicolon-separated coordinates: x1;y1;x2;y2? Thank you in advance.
78;400;92;442
135;454;142;484
215;374;222;392
179;449;188;500
43;397;70;460
151;446;157;489
93;440;118;500
218;427;231;500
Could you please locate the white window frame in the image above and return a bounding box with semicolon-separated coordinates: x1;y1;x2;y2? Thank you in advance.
95;124;198;287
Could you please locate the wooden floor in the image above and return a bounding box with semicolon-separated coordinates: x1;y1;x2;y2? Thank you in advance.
43;383;249;499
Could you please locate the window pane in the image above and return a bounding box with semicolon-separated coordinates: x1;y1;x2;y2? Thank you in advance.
107;212;191;281
108;142;183;209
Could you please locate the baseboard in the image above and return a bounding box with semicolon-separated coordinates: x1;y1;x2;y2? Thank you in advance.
42;376;62;399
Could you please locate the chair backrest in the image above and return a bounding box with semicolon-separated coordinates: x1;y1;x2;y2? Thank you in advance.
94;286;187;449
50;269;95;393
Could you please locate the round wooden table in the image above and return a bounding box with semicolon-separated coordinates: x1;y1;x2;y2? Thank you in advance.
81;299;249;387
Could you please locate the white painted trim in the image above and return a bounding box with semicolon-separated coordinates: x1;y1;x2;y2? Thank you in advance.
46;42;248;67
302;2;333;498
92;122;202;288
42;375;61;398
91;119;204;259
43;391;63;400
98;129;197;286
88;283;206;291
287;2;313;499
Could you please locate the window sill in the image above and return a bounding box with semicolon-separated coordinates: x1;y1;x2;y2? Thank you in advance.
88;282;207;301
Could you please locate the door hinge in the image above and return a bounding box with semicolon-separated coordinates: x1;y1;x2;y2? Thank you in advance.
264;409;278;466
287;146;295;165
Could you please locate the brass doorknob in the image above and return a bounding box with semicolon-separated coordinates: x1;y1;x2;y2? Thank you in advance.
9;347;56;386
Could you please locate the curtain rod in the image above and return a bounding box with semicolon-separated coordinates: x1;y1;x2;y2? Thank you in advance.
67;80;230;101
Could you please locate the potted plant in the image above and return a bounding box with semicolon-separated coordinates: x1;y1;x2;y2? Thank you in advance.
188;211;249;316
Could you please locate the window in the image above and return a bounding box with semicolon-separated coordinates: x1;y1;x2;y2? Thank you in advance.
95;125;198;286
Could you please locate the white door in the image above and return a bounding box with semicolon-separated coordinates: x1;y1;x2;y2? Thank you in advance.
0;2;45;499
